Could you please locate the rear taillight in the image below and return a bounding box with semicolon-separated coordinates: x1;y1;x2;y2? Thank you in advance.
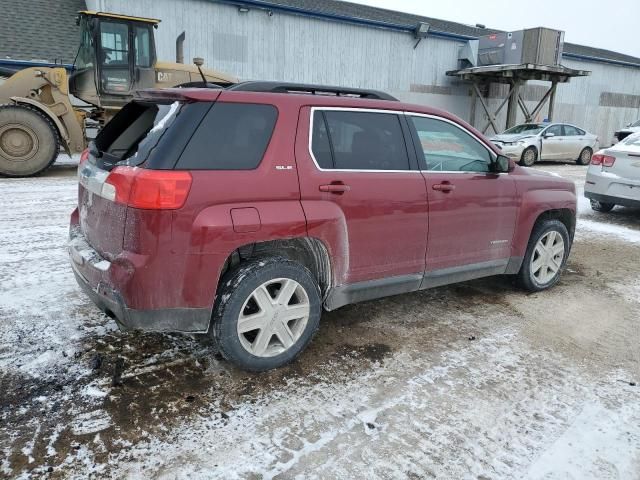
104;167;192;210
591;154;616;167
79;148;89;165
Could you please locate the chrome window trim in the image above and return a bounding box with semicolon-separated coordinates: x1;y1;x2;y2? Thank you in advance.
307;107;507;175
308;107;421;174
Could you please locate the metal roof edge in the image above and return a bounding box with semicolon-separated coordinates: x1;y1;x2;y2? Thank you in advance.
215;0;477;39
562;52;640;69
215;0;640;69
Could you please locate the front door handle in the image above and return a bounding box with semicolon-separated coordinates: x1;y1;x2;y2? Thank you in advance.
432;182;455;192
319;183;350;194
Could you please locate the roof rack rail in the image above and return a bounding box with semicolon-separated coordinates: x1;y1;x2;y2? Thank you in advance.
227;81;398;101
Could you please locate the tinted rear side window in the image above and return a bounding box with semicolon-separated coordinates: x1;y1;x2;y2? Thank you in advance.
319;111;410;171
177;103;278;170
311;112;334;169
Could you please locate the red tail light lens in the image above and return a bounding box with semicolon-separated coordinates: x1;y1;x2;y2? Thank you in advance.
591;154;615;167
105;167;192;210
79;148;89;167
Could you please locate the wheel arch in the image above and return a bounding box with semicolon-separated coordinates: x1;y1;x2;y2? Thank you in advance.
511;189;576;265
508;207;575;277
217;237;333;300
10;96;69;152
532;208;576;242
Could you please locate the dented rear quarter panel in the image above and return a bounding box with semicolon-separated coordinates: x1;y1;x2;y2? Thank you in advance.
174;97;308;309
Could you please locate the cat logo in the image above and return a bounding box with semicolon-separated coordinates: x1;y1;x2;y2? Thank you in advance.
157;71;173;83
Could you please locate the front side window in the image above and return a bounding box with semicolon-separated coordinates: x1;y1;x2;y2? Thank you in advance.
100;21;129;65
311;110;409;171
75;18;95;70
178;103;278;170
545;125;564;136
410;116;492;172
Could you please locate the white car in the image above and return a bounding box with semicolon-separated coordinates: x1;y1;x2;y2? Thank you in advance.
585;132;640;212
613;119;640;144
491;123;599;167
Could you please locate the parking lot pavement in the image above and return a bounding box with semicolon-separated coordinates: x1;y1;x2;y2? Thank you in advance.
1;160;639;479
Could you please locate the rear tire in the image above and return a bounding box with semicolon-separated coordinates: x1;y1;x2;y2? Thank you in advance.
517;219;570;292
0;104;60;177
520;146;537;167
576;147;592;165
211;257;322;372
590;199;615;213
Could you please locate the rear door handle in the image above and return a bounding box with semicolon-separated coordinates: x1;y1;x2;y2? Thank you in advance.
319;183;350;194
432;183;455;192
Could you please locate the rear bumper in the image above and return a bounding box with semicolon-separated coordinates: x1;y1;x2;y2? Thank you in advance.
584;191;640;208
585;168;640;207
69;224;211;333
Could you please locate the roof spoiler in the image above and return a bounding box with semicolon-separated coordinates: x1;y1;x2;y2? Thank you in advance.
134;88;223;102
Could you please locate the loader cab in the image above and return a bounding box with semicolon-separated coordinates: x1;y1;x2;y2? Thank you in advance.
70;12;159;108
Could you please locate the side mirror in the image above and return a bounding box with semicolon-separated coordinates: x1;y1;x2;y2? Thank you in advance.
543;132;555;138
493;155;514;173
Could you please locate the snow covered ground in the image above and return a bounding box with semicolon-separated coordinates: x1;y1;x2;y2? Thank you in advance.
1;159;639;479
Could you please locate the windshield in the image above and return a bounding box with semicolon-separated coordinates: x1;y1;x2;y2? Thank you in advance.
502;124;545;135
74;17;95;70
621;132;640;147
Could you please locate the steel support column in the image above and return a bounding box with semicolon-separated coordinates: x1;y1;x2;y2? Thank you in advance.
547;81;558;121
506;80;521;129
470;86;477;127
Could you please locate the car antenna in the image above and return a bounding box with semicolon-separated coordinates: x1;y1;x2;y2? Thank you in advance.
193;57;207;85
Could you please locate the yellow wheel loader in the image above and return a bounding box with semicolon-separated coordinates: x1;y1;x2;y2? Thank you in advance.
0;11;237;177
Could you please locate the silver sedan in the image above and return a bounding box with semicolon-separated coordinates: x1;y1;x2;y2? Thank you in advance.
585;132;640;212
490;123;599;167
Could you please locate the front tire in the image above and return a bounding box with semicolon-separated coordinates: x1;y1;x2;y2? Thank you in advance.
518;219;570;292
576;147;592;165
520;146;538;167
212;257;322;372
0;104;60;177
590;199;615;213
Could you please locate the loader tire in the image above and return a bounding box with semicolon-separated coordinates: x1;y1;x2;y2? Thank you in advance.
0;104;60;177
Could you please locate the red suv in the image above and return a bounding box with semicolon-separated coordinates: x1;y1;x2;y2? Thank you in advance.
69;82;576;371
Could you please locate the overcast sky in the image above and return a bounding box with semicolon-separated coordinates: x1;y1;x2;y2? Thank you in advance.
353;0;640;59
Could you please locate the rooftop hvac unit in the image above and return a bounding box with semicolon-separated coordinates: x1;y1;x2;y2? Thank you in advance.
477;28;564;67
